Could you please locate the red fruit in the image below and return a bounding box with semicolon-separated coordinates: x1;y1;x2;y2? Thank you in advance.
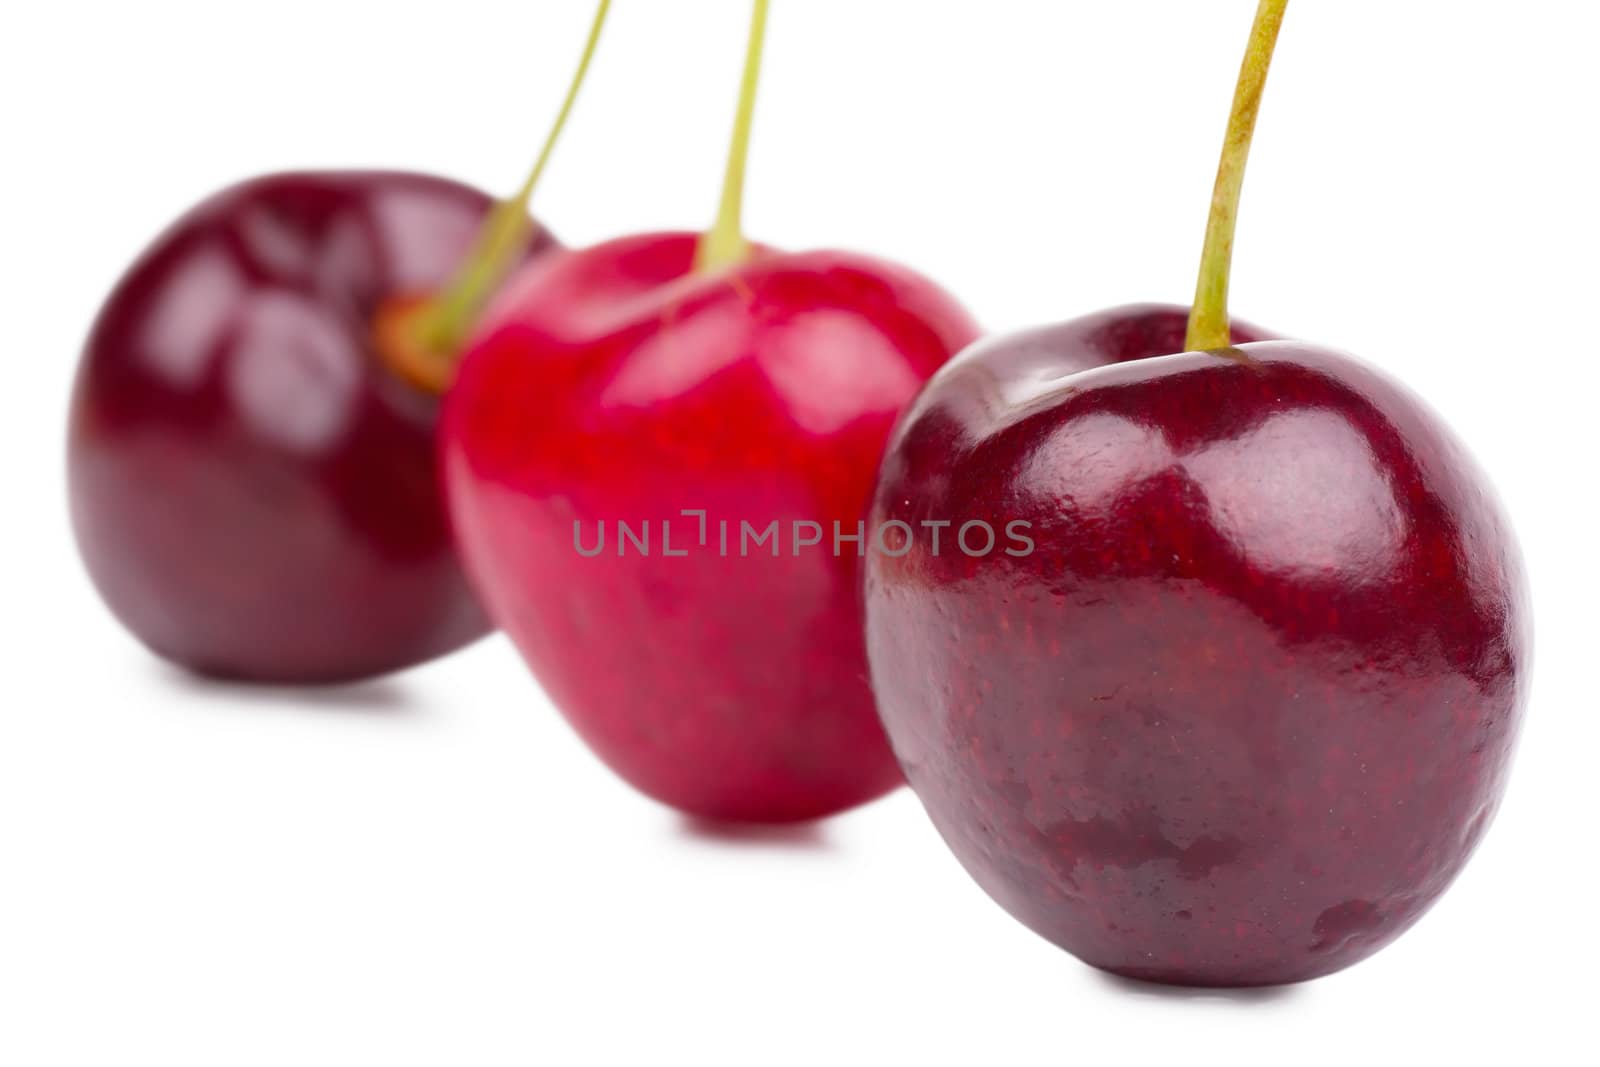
68;171;556;682
442;232;979;820
865;0;1529;985
865;306;1529;984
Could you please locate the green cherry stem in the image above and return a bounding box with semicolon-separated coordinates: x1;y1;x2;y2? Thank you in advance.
695;0;772;274
407;0;613;372
1186;0;1290;352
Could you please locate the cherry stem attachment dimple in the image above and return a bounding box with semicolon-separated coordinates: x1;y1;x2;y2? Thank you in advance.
415;0;613;362
1186;0;1290;352
695;0;771;274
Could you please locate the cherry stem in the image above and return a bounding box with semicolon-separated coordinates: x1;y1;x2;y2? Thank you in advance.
695;0;771;274
417;0;613;359
1186;0;1290;352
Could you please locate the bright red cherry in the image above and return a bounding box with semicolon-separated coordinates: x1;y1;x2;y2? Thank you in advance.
865;0;1529;985
444;232;976;820
67;4;612;683
441;1;980;820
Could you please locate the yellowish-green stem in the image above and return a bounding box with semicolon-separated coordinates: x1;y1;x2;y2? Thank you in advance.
1186;0;1290;352
402;0;613;379
695;0;771;274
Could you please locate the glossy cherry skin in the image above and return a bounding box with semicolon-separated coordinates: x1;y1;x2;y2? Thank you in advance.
69;171;556;683
865;305;1529;985
443;232;979;821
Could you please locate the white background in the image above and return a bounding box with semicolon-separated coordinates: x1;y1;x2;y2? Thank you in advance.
3;1;1596;1063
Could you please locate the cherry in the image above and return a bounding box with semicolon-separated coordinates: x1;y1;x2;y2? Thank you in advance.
864;0;1528;986
442;0;979;821
67;4;611;683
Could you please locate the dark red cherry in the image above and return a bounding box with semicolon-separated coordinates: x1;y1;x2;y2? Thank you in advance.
864;0;1528;986
68;171;557;682
865;317;1529;985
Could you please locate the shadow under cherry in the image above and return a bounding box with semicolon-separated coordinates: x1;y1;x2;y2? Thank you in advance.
153;661;427;718
1091;968;1306;1005
674;815;836;853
